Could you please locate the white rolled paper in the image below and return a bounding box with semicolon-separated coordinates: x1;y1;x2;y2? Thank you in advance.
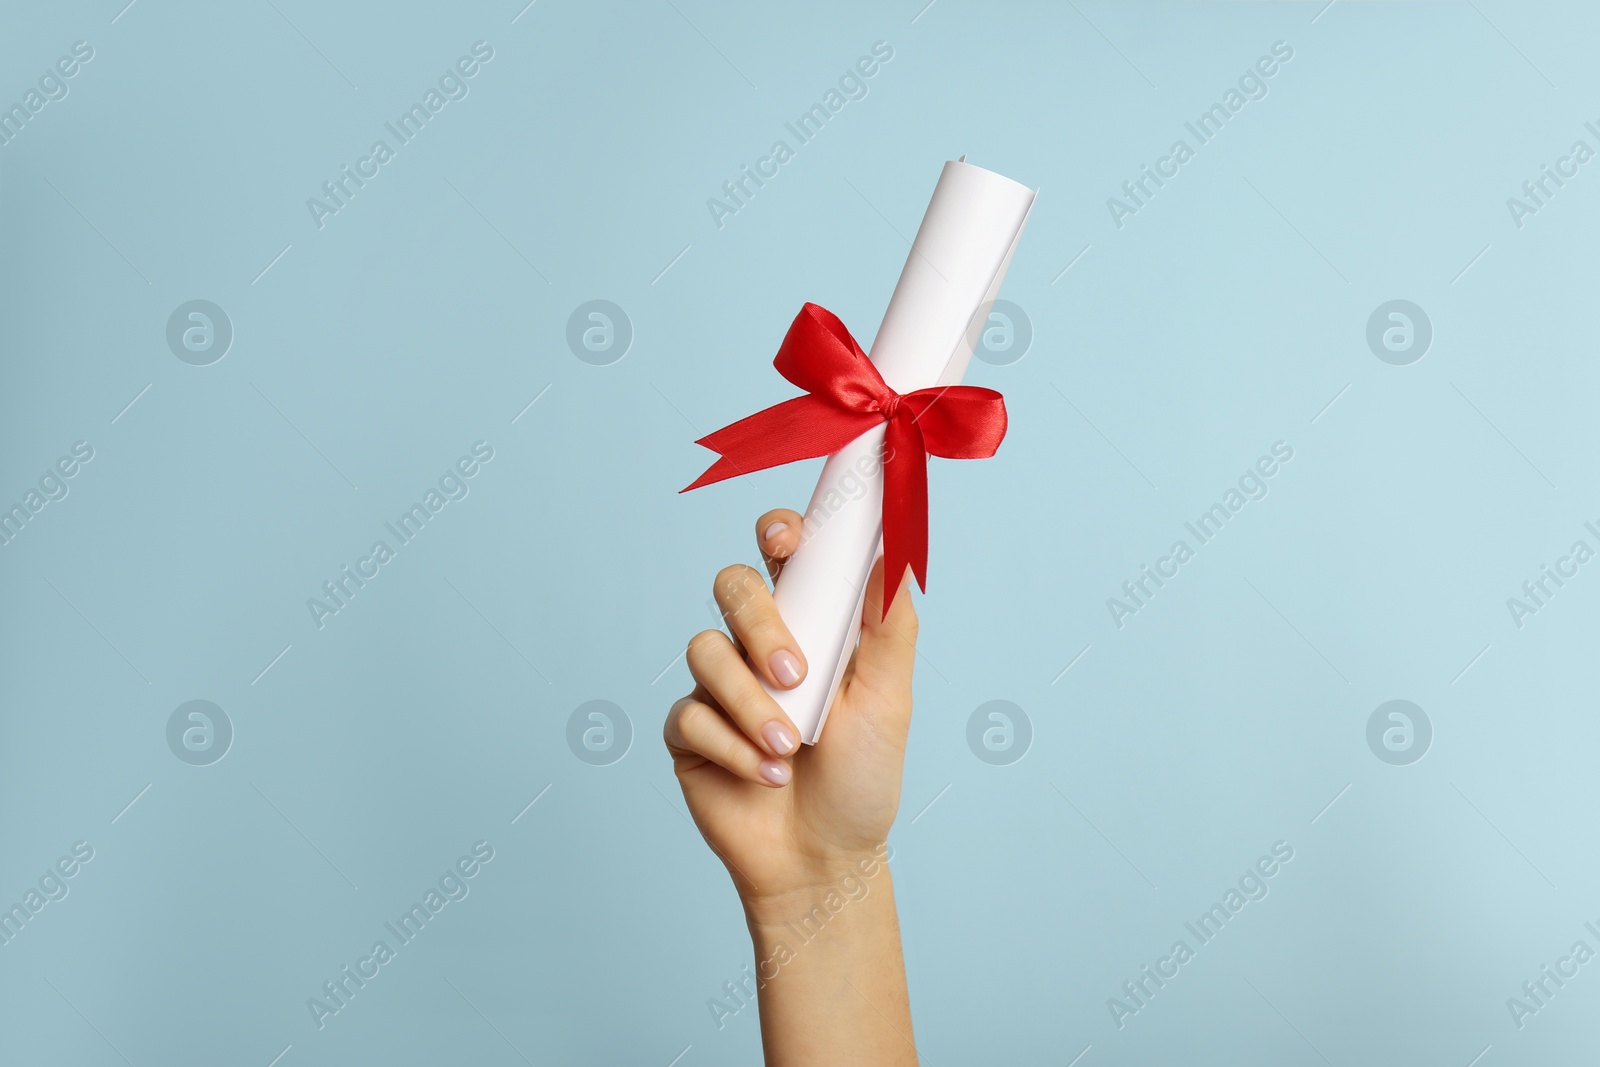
769;159;1035;744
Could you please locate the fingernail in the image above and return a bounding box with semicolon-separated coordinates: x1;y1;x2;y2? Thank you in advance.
759;759;791;786
764;521;789;545
769;649;803;688
762;721;798;756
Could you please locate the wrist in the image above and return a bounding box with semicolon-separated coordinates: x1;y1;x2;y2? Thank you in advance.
738;848;915;1067
740;841;895;931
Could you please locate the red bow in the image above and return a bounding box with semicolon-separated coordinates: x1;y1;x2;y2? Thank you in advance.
681;303;1008;618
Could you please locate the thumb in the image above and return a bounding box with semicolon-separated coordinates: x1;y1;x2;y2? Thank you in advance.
849;554;919;702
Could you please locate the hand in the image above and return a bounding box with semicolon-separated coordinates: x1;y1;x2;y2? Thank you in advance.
664;507;919;925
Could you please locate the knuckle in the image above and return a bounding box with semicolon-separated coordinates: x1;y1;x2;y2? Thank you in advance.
742;613;787;649
674;698;707;739
677;700;729;758
725;737;756;775
686;628;726;662
710;675;756;723
900;611;920;642
662;696;692;745
890;622;919;655
715;563;765;606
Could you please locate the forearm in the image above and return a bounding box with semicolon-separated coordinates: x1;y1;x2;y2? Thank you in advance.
744;868;917;1067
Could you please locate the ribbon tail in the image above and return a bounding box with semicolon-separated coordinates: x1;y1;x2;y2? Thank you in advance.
681;455;755;492
681;396;873;492
879;417;929;619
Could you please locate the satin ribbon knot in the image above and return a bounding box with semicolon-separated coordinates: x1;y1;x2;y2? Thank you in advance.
681;303;1008;618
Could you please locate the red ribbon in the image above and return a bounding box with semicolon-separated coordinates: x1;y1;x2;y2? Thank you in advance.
681;303;1008;617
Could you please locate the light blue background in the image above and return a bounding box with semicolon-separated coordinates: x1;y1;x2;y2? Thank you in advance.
2;1;1597;1063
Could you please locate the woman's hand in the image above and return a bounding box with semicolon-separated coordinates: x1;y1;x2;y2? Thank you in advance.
666;507;921;1066
663;507;918;926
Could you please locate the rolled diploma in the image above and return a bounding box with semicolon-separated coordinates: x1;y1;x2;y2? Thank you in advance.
765;160;1035;744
